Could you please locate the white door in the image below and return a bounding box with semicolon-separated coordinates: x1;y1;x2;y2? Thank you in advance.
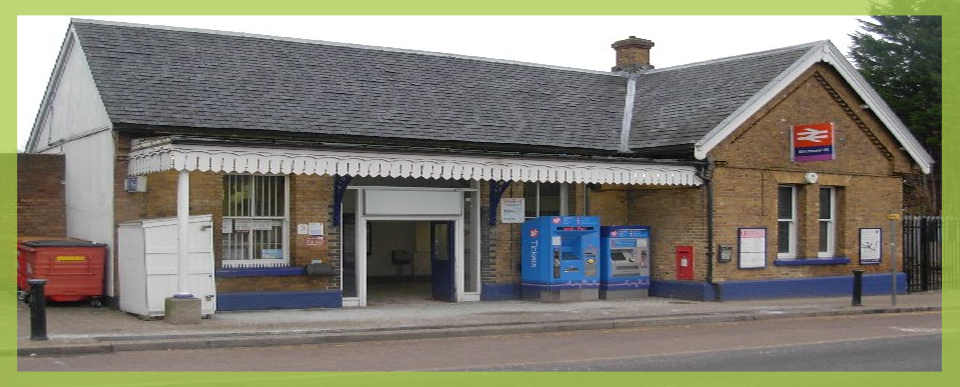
142;216;216;315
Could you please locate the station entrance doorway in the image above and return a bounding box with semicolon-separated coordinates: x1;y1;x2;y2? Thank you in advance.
340;185;480;307
360;220;455;304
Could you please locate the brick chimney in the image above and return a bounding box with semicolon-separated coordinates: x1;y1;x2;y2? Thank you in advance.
612;36;655;72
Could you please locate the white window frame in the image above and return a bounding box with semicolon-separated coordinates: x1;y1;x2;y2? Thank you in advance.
221;174;290;268
523;182;569;219
777;185;797;259
818;187;836;258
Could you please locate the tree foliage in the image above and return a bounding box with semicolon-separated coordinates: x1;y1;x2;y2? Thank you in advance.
850;6;941;158
848;0;948;214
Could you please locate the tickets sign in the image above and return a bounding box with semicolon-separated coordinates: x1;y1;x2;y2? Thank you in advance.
791;122;835;162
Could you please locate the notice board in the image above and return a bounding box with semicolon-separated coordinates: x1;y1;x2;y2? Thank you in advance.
738;228;767;269
859;228;882;265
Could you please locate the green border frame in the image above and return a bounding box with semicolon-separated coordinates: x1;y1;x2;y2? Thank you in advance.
4;0;955;386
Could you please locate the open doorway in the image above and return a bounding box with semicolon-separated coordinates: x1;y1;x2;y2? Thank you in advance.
364;220;455;304
343;217;459;306
340;186;479;307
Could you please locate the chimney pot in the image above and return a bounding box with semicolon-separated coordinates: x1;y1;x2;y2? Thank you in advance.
612;36;655;72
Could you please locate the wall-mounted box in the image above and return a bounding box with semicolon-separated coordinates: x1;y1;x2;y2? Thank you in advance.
124;176;147;192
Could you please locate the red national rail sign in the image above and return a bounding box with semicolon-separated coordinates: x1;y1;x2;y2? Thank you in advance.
791;122;835;162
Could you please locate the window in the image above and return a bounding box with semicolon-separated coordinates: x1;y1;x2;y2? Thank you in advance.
222;175;288;267
818;187;836;257
524;182;568;219
777;185;797;258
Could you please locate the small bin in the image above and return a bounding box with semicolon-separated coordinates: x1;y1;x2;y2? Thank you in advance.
305;262;336;276
17;237;107;303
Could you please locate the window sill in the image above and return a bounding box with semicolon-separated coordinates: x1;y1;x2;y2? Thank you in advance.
774;257;851;266
216;267;306;277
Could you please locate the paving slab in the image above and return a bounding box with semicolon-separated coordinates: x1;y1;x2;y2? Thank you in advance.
15;291;945;356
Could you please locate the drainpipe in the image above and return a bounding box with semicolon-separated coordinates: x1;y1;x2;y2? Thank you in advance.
618;74;639;153
696;160;718;300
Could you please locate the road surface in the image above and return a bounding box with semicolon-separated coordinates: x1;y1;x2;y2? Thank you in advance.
18;312;942;371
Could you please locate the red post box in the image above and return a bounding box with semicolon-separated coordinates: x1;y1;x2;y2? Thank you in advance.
676;246;694;280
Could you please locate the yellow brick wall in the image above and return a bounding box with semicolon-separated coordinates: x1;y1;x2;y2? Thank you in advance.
703;64;913;281
481;181;523;284
626;186;707;281
586;184;628;226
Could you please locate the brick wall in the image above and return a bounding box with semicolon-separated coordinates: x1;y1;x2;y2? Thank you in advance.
586;184;628;226
17;153;66;237
289;174;338;290
626;186;707;281
703;64;913;281
711;64;914;176
480;181;523;285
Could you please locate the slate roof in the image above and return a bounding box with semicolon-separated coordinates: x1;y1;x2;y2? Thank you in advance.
71;20;627;154
68;19;817;158
629;45;812;153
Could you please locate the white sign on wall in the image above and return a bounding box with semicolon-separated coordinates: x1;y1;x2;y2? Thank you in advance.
500;198;525;223
364;189;462;216
859;228;882;264
738;228;767;269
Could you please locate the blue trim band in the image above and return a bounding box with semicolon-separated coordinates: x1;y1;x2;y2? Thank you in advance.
651;273;906;302
774;257;851;266
216;267;306;277
481;283;519;301
650;280;717;301
600;282;650;291
217;290;342;310
520;281;600;290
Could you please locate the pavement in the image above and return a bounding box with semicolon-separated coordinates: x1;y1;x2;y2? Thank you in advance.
15;291;946;357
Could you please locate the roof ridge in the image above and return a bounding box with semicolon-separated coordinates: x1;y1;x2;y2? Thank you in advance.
643;40;828;74
70;18;617;77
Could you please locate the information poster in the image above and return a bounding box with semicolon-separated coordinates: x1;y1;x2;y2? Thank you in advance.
305;236;326;247
500;198;525;223
859;228;882;264
738;228;767;269
261;249;283;259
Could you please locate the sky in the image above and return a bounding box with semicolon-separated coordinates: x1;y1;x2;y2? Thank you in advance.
15;15;868;151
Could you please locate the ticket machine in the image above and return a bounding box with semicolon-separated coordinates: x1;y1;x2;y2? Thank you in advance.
521;216;600;302
599;226;651;299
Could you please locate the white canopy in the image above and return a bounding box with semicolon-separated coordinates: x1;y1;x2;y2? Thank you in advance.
127;137;702;186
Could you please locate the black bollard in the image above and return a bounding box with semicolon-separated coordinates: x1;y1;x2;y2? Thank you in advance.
27;279;49;341
852;270;865;307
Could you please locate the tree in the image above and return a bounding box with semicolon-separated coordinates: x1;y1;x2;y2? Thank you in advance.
849;0;947;214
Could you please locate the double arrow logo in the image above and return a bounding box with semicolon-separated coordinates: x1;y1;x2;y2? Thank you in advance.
795;127;830;143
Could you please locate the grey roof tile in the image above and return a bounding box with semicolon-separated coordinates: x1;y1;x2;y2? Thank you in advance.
629;46;812;151
73;20;628;152
70;20;816;157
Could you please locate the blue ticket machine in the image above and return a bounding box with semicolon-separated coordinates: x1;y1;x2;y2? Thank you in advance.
521;216;601;302
600;226;651;299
